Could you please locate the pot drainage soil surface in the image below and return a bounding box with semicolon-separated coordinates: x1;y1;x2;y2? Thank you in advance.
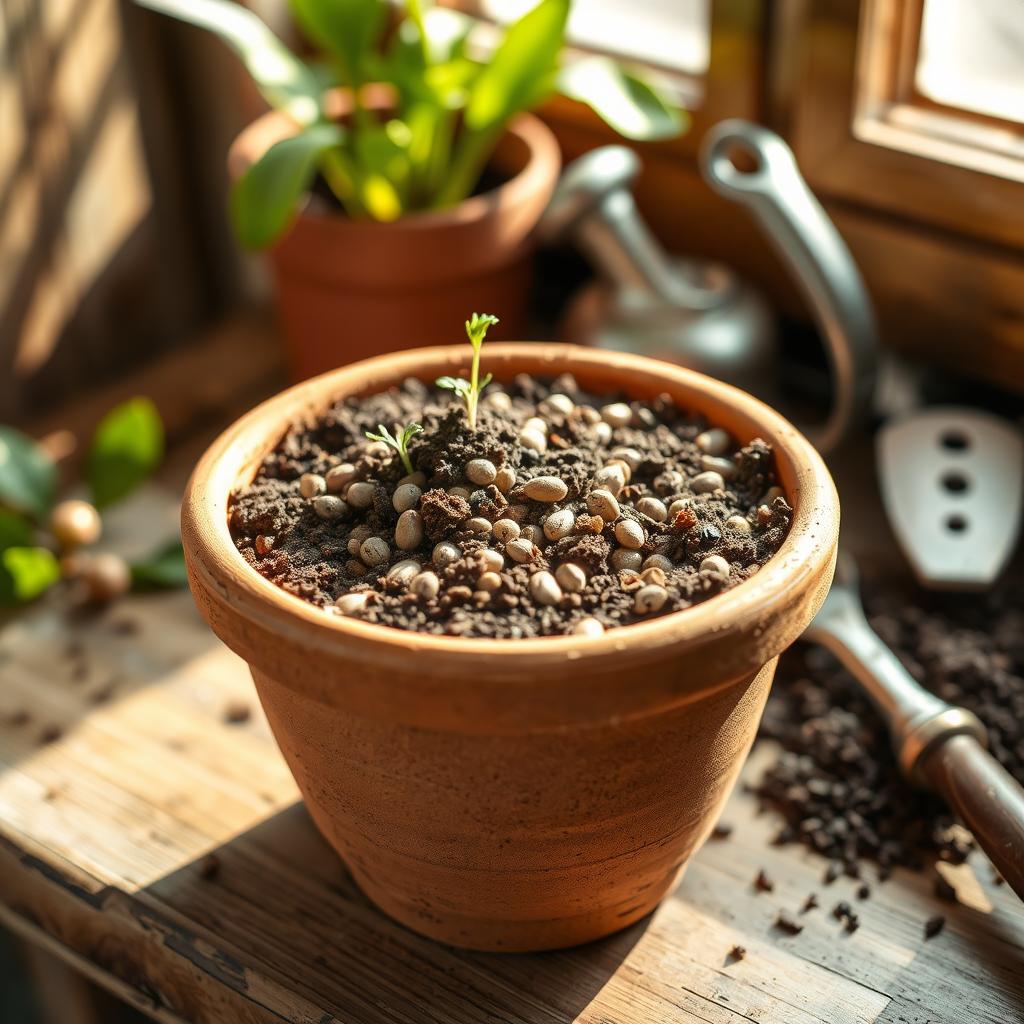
229;374;791;638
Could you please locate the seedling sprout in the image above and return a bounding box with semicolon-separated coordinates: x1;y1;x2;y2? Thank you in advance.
437;313;499;431
365;423;422;476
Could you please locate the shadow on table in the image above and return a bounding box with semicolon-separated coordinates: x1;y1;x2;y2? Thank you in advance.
145;802;650;1024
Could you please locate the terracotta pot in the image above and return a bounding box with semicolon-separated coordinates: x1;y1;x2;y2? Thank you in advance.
229;100;561;381
181;343;839;952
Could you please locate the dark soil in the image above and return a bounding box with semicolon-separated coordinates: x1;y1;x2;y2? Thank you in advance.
228;374;791;638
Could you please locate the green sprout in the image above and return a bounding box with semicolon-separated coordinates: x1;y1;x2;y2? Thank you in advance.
436;313;499;431
365;422;423;475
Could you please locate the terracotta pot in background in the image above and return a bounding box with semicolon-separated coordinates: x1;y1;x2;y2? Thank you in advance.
181;343;839;952
229;103;561;381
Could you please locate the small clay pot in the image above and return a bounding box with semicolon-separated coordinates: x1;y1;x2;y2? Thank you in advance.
229;96;560;381
181;344;839;952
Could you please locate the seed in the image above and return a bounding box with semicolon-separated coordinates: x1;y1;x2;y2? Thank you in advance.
347;525;372;554
50;499;101;549
578;406;601;424
610;447;643;472
611;548;643;572
614;520;645;549
313;495;348;521
524;416;547;434
606;458;632;483
335;592;369;616
690;471;725;494
634;585;669;614
448;485;472;500
530;571;562;606
255;535;274;556
433;541;460;567
392;483;422;513
757;504;773;525
463;516;492;535
478;571;502;592
478;548;504;572
395;509;424;550
410;571;440;599
700;554;730;580
365;440;390;458
587;489;620;521
346;481;376;508
360;536;390;566
519;429;547;453
492;518;521;544
593;422;612;444
387;559;422;584
593;464;626;495
299;473;326;499
668;499;691;518
80;553;131;604
573;617;605;637
400;471;427;488
555;562;587;593
764;486;785;503
701;455;737;480
726;515;751;534
506;538;538;564
642;554;674;573
696;428;732;456
635;496;668;522
640;567;667;586
520;525;544;544
486;391;513;411
601;402;632;427
465;458;497;486
494;465;516;493
346;559;366;576
325;463;357;493
543;508;576;541
540;393;574;416
524;476;568;502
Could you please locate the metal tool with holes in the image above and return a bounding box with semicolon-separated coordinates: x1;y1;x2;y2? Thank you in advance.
807;554;1024;900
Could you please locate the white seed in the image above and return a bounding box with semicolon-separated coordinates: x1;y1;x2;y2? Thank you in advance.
524;416;547;435
519;429;547;453
690;471;725;494
587;489;620;521
606;458;632;483
529;571;562;606
642;553;674;573
520;524;544;544
601;402;632;427
433;541;461;567
313;495;348;520
578;406;601;424
400;471;427;488
614;519;645;549
494;465;516;493
543;508;576;541
610;447;643;473
387;559;422;584
593;464;626;495
764;486;785;503
524;476;568;502
540;393;574;416
634;584;669;614
635;496;668;522
478;548;504;572
464;516;493;535
448;485;472;500
492;518;521;544
392;483;422;513
465;458;497;485
478;571;503;592
668;498;691;518
360;536;390;566
726;515;751;534
700;554;731;580
555;563;587;593
696;428;732;457
395;509;424;550
346;481;376;508
573;617;604;637
326;463;357;493
365;441;390;458
593;422;612;444
299;472;326;499
701;455;737;480
486;391;513;411
611;548;643;572
335;592;369;616
410;571;440;599
506;538;538;564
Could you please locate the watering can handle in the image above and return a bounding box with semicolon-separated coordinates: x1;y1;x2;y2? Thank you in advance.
700;120;877;454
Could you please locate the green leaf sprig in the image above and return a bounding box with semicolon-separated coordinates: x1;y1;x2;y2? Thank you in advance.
365;422;423;475
436;313;498;431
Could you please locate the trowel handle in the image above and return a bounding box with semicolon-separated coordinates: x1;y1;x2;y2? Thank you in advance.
700;120;877;454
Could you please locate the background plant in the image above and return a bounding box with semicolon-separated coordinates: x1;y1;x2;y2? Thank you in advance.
135;0;687;245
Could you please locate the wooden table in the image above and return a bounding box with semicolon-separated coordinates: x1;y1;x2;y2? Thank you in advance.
2;321;1022;1024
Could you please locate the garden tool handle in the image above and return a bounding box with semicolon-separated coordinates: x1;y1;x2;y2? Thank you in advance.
700;120;877;454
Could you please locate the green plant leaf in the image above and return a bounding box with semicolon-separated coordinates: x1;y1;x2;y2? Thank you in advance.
353;123;411;218
0;427;56;521
87;398;164;509
134;0;324;125
131;540;189;591
0;509;32;550
558;58;686;140
231;122;344;247
0;546;60;604
289;0;386;87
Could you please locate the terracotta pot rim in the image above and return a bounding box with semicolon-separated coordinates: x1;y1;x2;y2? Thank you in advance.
182;343;839;677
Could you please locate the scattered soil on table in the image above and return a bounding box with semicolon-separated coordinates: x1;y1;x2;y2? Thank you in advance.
229;374;790;638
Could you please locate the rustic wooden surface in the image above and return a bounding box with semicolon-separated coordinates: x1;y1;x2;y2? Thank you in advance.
2;322;1023;1024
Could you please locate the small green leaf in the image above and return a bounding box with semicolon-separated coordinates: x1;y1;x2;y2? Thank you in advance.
289;0;386;87
558;58;686;141
0;509;33;550
231;122;345;248
87;398;164;509
131;539;189;591
0;427;56;521
0;546;60;604
436;376;470;396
